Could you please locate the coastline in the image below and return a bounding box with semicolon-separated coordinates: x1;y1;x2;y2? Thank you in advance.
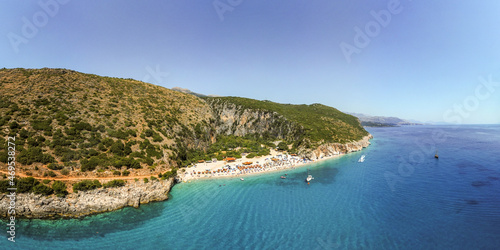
0;178;175;219
180;151;343;182
0;134;372;219
180;134;373;182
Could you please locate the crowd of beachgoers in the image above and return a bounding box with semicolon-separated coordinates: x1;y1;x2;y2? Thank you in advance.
179;150;341;181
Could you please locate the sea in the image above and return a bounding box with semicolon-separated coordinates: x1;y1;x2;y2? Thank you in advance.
3;125;500;250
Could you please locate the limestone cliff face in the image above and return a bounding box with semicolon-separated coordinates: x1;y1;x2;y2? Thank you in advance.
205;98;372;158
0;178;174;219
207;99;305;141
300;134;373;160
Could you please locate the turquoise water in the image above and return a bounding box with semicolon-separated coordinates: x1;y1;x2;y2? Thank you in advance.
3;125;500;249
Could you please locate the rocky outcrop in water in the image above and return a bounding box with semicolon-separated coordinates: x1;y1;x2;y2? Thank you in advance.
0;178;174;219
300;134;373;160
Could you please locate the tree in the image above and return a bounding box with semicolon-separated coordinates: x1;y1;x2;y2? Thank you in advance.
33;183;54;195
73;179;102;192
47;163;64;170
17;147;54;165
16;177;40;193
61;168;70;175
277;141;288;151
52;180;68;197
103;179;126;188
110;141;125;156
43;171;57;177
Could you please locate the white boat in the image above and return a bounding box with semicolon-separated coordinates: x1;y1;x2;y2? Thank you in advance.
240;178;244;181
358;155;365;163
305;169;314;182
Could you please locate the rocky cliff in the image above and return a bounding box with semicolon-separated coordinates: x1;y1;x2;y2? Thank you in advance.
207;98;305;141
0;178;174;219
300;134;373;160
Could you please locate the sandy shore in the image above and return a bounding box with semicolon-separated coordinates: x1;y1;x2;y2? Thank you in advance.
179;149;346;182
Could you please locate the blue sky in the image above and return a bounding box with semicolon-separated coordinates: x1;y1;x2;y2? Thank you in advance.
1;0;499;124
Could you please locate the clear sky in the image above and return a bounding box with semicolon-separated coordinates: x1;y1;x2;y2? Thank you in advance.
1;0;499;124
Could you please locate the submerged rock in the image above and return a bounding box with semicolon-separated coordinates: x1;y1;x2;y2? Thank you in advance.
471;181;489;187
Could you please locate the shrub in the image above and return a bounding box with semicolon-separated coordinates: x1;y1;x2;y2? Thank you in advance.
61;168;70;175
161;169;178;179
9;121;21;129
143;178;149;183
44;171;57;177
103;179;126;188
150;176;158;181
246;153;256;158
33;183;54;195
80;156;100;172
52;180;68;197
144;129;154;137
152;134;163;142
17;147;54;165
42;179;51;184
16;177;40;193
110;141;125;156
47;163;63;170
73;180;102;192
74;122;92;131
0;152;8;163
143;157;154;166
122;170;130;176
277;141;288;151
31;119;52;131
0;180;10;193
19;129;29;139
112;170;121;176
108;129;129;140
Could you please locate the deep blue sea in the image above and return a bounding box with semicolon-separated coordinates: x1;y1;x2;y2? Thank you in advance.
3;125;500;249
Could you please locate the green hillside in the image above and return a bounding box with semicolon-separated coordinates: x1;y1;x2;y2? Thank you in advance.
0;68;368;180
0;68;214;178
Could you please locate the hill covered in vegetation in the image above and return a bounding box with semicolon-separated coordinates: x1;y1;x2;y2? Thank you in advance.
0;68;368;183
206;97;368;145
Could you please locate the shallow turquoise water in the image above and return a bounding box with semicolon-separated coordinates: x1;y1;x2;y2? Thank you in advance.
3;125;500;249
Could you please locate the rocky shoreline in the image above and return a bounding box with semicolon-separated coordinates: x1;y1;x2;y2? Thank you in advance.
301;134;373;160
0;135;371;220
0;178;174;219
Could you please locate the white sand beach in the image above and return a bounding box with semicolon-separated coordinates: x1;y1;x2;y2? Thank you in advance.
179;149;345;182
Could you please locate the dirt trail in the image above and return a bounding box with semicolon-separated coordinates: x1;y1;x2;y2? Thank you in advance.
0;170;157;181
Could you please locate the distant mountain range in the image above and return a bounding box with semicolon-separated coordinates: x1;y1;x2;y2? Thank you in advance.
348;113;423;127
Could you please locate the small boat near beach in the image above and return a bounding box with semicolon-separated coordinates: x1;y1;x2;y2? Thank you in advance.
358;155;365;163
280;176;286;179
240;178;244;181
305;169;313;183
